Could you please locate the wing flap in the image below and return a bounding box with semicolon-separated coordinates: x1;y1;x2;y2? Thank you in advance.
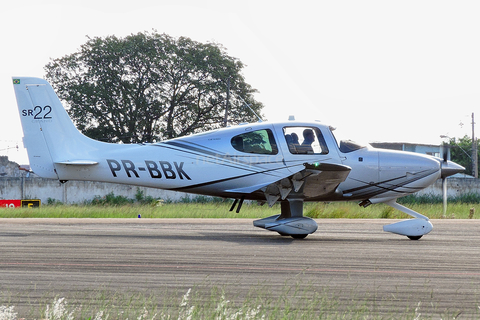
255;162;351;206
302;169;350;198
298;162;351;198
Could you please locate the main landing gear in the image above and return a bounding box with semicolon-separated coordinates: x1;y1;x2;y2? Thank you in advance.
253;199;317;239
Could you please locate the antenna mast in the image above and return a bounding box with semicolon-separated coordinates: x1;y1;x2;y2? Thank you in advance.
223;78;230;127
223;76;263;124
238;95;263;122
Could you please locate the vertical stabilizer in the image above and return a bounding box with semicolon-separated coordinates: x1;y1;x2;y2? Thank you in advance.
12;77;99;179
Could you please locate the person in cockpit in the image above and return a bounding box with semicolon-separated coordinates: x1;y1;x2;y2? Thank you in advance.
301;129;315;153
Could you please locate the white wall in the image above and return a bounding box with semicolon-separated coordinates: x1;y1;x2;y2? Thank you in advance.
0;177;478;204
0;177;187;203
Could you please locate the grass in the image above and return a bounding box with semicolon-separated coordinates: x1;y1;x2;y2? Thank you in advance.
0;200;477;219
0;189;478;219
2;282;478;319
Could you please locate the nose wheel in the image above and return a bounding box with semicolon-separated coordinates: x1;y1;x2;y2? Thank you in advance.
382;200;433;240
291;234;308;239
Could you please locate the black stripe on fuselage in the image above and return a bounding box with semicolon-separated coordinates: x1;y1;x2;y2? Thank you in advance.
152;141;294;191
155;141;284;174
342;169;438;199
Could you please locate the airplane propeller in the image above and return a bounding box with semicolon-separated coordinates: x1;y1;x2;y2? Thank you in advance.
441;145;448;218
439;144;465;218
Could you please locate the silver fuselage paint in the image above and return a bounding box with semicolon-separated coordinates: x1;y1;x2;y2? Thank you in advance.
52;121;442;202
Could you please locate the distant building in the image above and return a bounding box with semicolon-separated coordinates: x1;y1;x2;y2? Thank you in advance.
370;142;449;160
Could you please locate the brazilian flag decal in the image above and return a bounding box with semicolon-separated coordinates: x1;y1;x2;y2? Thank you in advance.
13;79;20;85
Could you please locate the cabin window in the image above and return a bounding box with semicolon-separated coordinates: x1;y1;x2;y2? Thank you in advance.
231;129;278;155
283;127;329;154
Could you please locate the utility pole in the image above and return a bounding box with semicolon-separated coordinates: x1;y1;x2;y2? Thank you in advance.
223;78;230;127
472;112;478;178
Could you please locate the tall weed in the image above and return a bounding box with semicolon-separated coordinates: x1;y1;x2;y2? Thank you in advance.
2;284;476;319
399;192;480;204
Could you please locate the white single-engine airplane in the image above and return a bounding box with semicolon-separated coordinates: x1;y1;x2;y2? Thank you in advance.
12;77;465;239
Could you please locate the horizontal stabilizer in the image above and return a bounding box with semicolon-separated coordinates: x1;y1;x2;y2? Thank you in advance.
55;160;99;165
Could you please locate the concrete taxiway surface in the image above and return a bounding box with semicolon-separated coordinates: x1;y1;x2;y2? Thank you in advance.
0;218;479;317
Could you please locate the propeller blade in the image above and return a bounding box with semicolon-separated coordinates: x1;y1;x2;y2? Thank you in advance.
442;145;448;162
442;177;447;218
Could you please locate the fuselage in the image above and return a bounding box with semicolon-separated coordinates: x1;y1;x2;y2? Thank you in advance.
53;120;443;203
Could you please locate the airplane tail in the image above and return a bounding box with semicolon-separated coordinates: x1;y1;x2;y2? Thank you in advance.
12;77;101;179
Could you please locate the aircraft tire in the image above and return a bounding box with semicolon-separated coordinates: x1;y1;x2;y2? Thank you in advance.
407;235;423;240
291;234;308;239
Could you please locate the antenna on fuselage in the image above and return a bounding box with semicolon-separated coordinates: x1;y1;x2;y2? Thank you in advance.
238;96;263;123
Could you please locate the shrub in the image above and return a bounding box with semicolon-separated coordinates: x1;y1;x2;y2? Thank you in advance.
90;192;133;206
178;195;229;204
134;188;156;205
47;198;63;206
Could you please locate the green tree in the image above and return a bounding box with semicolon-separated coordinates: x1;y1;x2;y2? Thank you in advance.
448;135;479;176
44;31;263;143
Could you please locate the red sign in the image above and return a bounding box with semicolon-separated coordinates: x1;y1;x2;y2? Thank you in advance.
0;200;41;208
0;200;22;208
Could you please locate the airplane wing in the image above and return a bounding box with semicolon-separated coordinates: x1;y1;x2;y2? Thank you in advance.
300;162;352;198
252;162;351;206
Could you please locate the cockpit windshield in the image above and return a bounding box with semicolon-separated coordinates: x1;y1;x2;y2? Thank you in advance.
330;127;368;153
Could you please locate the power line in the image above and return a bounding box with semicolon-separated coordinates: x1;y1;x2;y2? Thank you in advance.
0;145;19;152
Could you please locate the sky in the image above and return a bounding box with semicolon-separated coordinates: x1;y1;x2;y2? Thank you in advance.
1;0;479;165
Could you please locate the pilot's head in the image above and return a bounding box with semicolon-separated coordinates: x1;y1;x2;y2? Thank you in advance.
303;129;315;143
291;133;299;144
